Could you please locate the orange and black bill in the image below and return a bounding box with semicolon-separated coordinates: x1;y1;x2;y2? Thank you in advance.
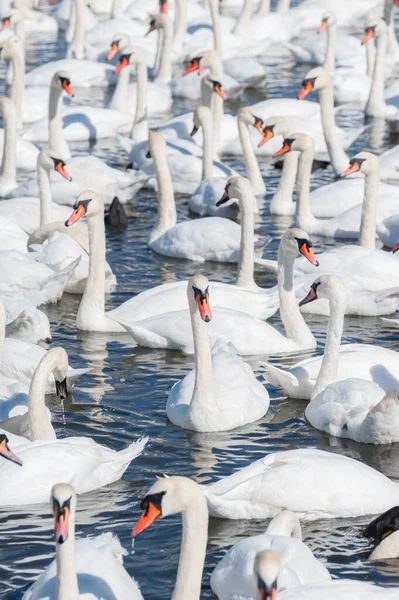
53;159;72;181
194;287;212;322
216;182;231;206
114;55;130;74
107;42;119;61
146;20;156;36
299;281;320;306
61;77;74;97
298;239;319;266
160;0;168;13
53;498;71;543
273;138;293;157
65;200;90;227
297;78;315;100
133;493;164;537
258;126;274;148
341;158;364;177
212;80;227;100
0;435;22;466
184;58;200;76
0;17;10;32
317;18;328;34
258;580;277;600
254;116;264;135
396;0;399;7
393;241;399;254
362;26;375;45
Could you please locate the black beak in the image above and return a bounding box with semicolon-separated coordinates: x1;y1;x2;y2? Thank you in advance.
216;186;230;206
55;378;68;400
146;149;151;159
190;124;199;136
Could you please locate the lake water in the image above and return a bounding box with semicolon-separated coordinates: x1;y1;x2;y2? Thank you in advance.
1;1;399;598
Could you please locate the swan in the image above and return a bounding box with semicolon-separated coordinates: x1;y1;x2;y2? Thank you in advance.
203;447;399;520
119;227;319;356
210;510;331;600
0;96;38;173
23;55;116;88
132;476;208;600
273;580;399;600
365;505;399;560
1;292;51;346
12;0;58;34
303;275;399;444
23;483;143;600
0;433;22;466
165;275;270;432
274;139;399;242
0;348;148;506
377;215;399;248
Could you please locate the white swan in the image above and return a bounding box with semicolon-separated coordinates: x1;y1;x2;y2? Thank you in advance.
210;510;331;600
303;275;399;444
365;505;399;561
275;580;399;600
132;476;208;600
166;275;270;432
203;447;399;520
377;215;399;248
23;483;143;600
120;227;319;356
0;348;147;506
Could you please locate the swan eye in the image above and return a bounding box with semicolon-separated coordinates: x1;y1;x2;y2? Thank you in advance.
140;491;165;514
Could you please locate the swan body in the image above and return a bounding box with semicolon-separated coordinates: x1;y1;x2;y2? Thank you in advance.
211;511;331;600
2;293;51;345
24;60;117;88
0;197;72;234
279;581;399;600
204;448;399;520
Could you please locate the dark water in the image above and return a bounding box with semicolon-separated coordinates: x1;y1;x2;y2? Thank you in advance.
1;0;399;598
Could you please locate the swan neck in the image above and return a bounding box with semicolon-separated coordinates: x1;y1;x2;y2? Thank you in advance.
8;46;24;128
48;85;71;160
236;190;256;288
234;0;252;33
79;213;106;322
324;22;336;73
111;0;124;18
0;100;17;188
37;162;53;226
366;28;388;116
67;0;86;59
366;38;376;77
311;290;345;399
150;144;177;242
257;0;270;13
201;110;214;180
189;299;214;424
270;151;297;214
359;167;379;249
209;0;222;56
318;84;348;175
211;92;223;157
28;354;57;441
56;518;79;600
172;493;208;600
174;0;187;48
110;63;131;113
131;59;149;142
238;117;264;196
156;22;172;83
295;147;317;227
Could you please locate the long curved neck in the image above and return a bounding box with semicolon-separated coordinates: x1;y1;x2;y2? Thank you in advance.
79;213;106;319
48;85;71;160
234;0;252;33
188;300;214;423
131;59;149;142
366;39;376;77
295;147;318;229
173;493;208;600
174;0;187;48
266;511;302;540
8;46;24;129
0;100;17;189
359;166;379;248
200;111;214;180
257;0;270;13
37;162;53;226
366;30;388;117
211;93;223;158
270;151;298;214
149;144;177;242
56;515;79;600
209;0;222;56
276;0;290;11
236;192;256;289
111;0;124;18
155;23;172;84
66;0;76;43
67;0;85;59
153;28;164;77
28;355;57;441
110;64;131;113
311;290;345;399
238;118;264;196
324;23;336;73
277;245;314;344
318;83;348;175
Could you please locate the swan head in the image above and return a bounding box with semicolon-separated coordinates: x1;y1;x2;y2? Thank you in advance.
46;347;69;400
133;476;205;537
259;116;293;147
191;106;212;136
183;50;220;76
365;505;399;544
299;274;346;307
51;483;77;544
317;10;336;33
298;67;330;99
0;8;23;32
107;32;131;60
65;191;103;227
273;133;314;157
52;70;74;98
217;177;255;212
0;434;23;467
362;18;386;45
254;550;279;600
341;151;379;178
147;130;166;159
114;45;145;74
282;228;319;266
146;13;169;36
238;106;265;135
187;275;212;322
38;150;72;181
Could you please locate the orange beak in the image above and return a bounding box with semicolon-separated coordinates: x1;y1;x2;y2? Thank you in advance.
362;28;375;45
133;502;161;537
254;118;264;135
273;140;291;157
65;204;86;226
298;80;313;100
317;18;327;34
258;127;274;148
54;506;70;543
299;285;318;306
396;0;399;7
62;80;74;98
214;83;227;100
259;587;277;600
0;18;10;32
196;293;212;322
55;161;72;181
160;0;168;13
392;241;399;254
299;242;319;266
341;160;360;177
0;437;23;466
114;56;129;74
107;42;119;61
183;59;200;76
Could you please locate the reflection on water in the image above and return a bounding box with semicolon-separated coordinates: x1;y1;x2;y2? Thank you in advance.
1;1;399;597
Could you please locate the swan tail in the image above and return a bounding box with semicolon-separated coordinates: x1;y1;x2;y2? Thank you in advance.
253;257;278;274
67;367;91;386
116;437;149;464
261;362;298;394
89;532;128;562
254;235;272;251
365;392;399;443
375;286;399;302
